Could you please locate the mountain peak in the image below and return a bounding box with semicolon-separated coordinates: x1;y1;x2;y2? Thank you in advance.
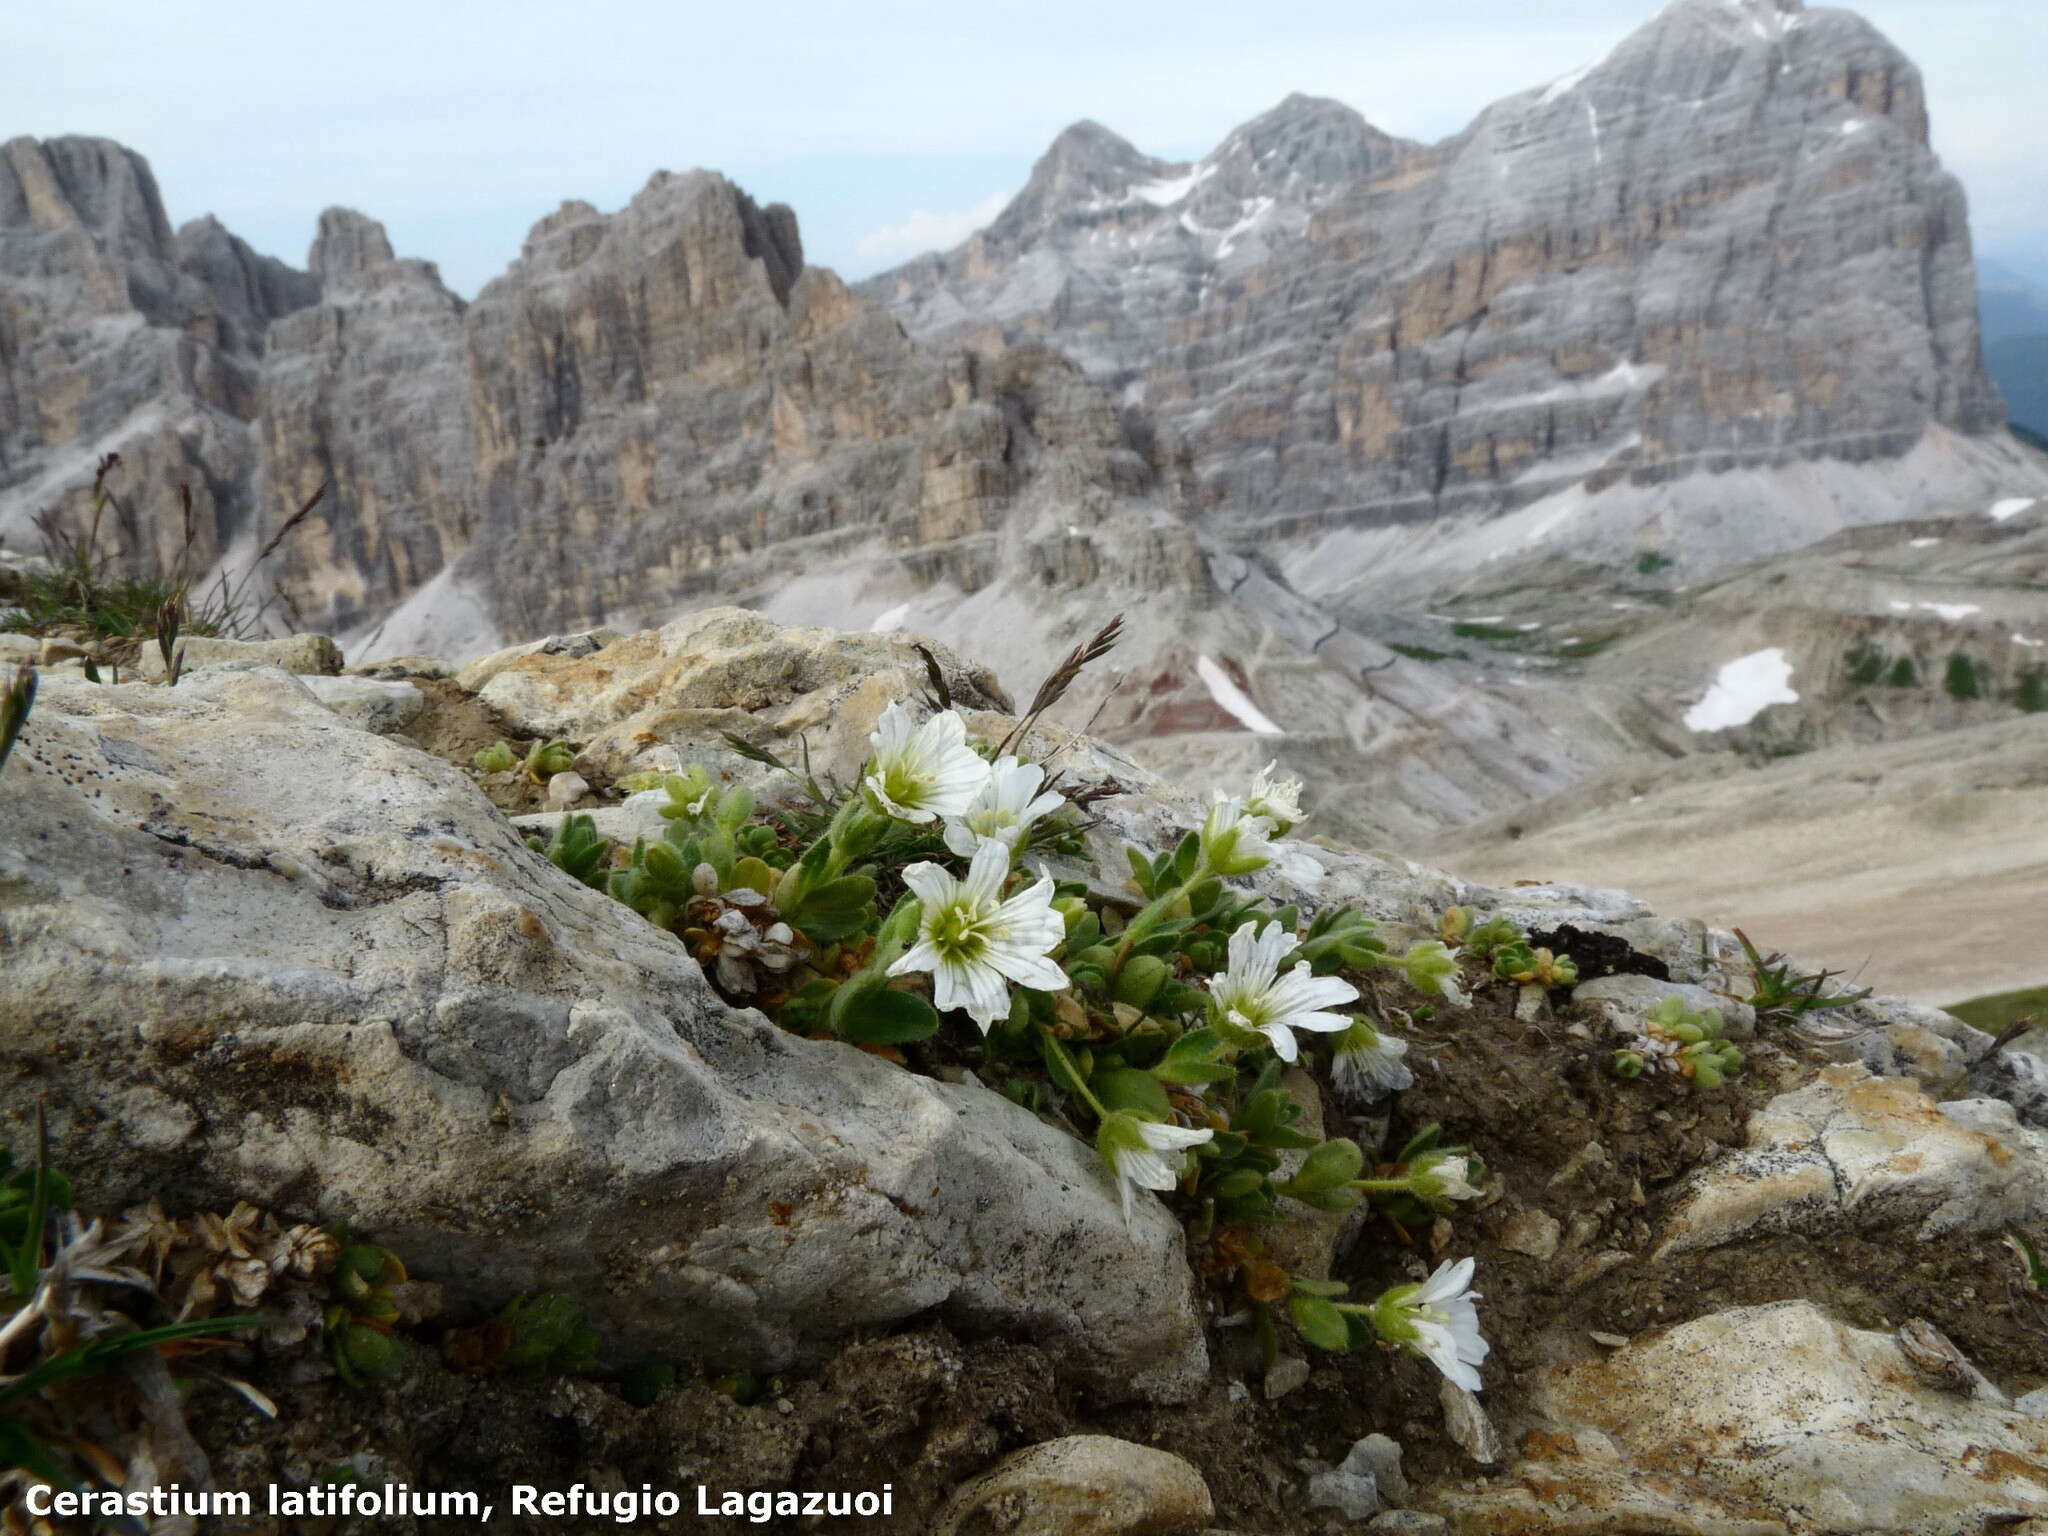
309;207;394;284
985;119;1179;245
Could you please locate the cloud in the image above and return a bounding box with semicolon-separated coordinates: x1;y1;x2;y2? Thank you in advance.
853;192;1010;268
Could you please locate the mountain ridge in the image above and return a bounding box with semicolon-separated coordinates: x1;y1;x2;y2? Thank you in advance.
3;0;2046;860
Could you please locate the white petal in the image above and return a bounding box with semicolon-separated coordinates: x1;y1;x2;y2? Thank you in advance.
986;945;1069;992
1138;1121;1215;1152
1262;1023;1301;1062
1021;790;1065;824
871;700;913;753
942;819;981;859
930;956;978;1015
901;861;958;910
1411;1320;1483;1391
1118;1146;1179;1191
1413;1257;1476;1306
962;964;1011;1030
962;840;1012;904
887;939;944;978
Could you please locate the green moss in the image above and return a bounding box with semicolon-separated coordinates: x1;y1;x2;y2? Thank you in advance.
1390;642;1457;663
1450;623;1527;645
1634;551;1675;575
1555;633;1620;660
1886;655;1921;688
1944;653;1983;701
1845;643;1886;687
2017;667;2048;714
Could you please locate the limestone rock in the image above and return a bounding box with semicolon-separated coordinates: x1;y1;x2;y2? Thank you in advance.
1435;1301;2048;1536
1573;974;1757;1041
1657;1064;2048;1255
465;607;1013;783
936;1436;1214;1535
297;674;424;735
1497;1208;1563;1262
1306;1434;1410;1520
134;632;343;679
0;671;1206;1401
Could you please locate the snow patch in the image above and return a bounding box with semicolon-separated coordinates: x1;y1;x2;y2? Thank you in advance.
1908;537;1941;547
2014;635;2045;650
1131;163;1212;207
1887;599;1981;622
870;603;911;633
1684;649;1799;733
1196;655;1283;736
1990;497;2038;522
1840;119;1868;137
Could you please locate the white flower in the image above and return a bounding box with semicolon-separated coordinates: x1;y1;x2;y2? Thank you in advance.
1198;797;1279;876
943;756;1066;859
861;702;991;824
1378;1257;1489;1392
887;841;1067;1030
1410;1149;1482;1203
1208;919;1359;1062
1331;1018;1414;1103
1099;1112;1215;1226
1241;762;1304;831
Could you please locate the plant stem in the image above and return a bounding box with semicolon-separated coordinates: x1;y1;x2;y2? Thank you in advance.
1105;861;1214;985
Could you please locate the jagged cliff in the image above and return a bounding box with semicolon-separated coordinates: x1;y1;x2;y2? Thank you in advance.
0;136;316;576
868;0;2041;609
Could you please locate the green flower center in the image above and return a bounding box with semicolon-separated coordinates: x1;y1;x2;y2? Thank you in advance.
878;764;929;808
929;900;993;962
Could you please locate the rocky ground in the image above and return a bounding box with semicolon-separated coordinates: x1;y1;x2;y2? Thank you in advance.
5;614;2048;1534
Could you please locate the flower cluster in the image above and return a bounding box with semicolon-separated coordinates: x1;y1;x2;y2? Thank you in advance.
1611;995;1745;1087
531;659;1512;1394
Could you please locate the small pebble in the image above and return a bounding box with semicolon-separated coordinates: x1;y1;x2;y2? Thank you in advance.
1264;1356;1312;1400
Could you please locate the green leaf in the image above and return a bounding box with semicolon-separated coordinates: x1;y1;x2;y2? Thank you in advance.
1113;955;1170;1011
643;840;689;885
1289;1295;1353;1352
1283;1138;1364;1196
1396;1124;1443;1163
1126;845;1156;893
1291;1278;1350;1298
1170;831;1201;885
1091;1067;1173;1120
838;987;942;1045
1210;1169;1266;1200
1202;1129;1249;1160
1151;1027;1235;1085
1066;911;1103;952
790;875;878;942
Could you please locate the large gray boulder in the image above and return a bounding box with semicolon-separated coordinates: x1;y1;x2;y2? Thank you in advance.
0;669;1206;1400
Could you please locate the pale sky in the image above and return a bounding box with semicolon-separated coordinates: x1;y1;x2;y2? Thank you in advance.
6;1;2042;295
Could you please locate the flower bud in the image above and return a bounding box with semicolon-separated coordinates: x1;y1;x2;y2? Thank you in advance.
1199;799;1277;877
